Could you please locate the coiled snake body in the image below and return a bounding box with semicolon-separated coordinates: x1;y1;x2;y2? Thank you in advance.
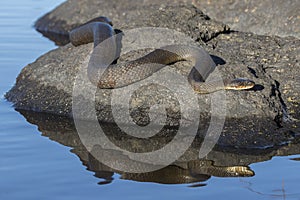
69;17;255;94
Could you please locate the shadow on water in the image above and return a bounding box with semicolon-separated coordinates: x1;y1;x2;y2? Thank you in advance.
15;109;300;187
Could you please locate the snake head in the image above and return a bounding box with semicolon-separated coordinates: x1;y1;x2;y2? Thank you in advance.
225;78;255;90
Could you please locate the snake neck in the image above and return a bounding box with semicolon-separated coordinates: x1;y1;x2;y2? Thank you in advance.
188;68;226;94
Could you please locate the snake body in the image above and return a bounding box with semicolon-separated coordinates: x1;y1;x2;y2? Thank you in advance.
69;17;255;93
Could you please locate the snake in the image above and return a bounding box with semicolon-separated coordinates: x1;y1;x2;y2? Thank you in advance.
69;16;255;94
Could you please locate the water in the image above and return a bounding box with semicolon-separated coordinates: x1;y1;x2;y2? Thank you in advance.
0;1;300;200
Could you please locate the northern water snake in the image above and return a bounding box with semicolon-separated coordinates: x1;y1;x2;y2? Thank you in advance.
69;17;255;94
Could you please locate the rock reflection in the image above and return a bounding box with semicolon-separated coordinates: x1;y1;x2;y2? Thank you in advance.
16;109;300;186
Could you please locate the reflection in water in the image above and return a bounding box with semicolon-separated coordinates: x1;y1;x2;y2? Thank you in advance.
290;157;300;161
16;109;300;186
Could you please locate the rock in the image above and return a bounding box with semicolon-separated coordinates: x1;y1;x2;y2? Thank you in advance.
195;0;300;39
7;4;231;124
35;0;300;42
5;1;300;148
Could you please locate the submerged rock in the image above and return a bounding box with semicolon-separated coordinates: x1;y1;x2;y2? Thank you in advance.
5;1;300;145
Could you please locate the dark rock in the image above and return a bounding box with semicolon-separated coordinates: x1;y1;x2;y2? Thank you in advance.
35;0;300;41
195;0;300;39
35;1;229;45
5;1;300;148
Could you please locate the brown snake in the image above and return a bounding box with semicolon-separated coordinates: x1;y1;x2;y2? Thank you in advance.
69;17;255;94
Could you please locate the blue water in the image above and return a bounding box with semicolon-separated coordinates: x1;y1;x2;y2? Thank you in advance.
0;1;299;200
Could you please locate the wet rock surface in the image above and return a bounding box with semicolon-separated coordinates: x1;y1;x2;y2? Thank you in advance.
5;0;300;148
